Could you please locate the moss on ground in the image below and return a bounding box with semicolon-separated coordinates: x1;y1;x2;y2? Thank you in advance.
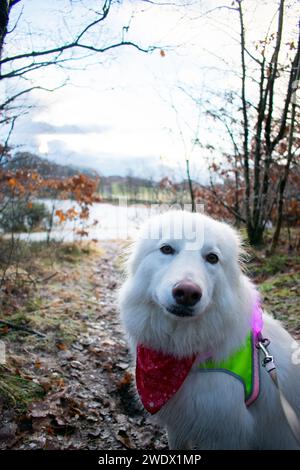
258;271;300;330
0;241;105;411
0;366;44;410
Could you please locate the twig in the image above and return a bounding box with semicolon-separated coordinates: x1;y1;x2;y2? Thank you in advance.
0;320;46;338
37;272;58;284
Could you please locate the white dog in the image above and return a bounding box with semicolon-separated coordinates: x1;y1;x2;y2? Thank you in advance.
119;210;300;449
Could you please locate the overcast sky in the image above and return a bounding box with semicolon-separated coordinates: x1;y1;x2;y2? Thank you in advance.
1;0;298;180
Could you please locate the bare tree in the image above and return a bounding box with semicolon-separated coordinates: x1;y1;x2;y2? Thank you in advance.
0;0;158;136
271;45;300;252
168;92;202;212
237;0;300;245
189;0;300;245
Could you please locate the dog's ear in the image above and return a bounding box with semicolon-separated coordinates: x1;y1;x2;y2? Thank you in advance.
123;215;162;276
213;220;243;267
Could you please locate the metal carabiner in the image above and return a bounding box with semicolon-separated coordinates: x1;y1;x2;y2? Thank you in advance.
257;338;276;372
258;341;273;365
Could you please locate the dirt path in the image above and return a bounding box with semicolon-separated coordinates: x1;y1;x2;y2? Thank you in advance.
0;241;167;450
1;240;299;450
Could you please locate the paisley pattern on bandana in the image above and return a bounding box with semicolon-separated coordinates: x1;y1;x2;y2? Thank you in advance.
136;345;196;414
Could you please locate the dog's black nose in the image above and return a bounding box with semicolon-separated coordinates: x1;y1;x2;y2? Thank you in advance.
172;281;202;307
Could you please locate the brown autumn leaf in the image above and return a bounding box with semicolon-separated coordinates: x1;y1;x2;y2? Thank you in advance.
46;426;55;435
117;371;133;389
34;358;42;369
0;326;9;334
53;377;65;389
55;209;66;223
115;429;133;449
38;378;52;393
8;177;17;187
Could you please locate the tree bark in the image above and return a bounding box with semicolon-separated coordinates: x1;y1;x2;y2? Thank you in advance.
237;1;251;234
185;159;195;212
0;0;9;61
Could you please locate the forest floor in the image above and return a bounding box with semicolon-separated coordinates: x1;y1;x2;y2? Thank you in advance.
0;237;299;450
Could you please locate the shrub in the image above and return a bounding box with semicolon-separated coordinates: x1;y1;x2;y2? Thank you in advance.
0;201;50;232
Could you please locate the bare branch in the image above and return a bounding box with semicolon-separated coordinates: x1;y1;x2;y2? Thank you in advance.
1;40;157;70
271;43;300;150
208;178;246;224
0;319;46;338
7;2;23;34
0;0;156;80
0;115;16;165
75;0;111;43
0;82;67;110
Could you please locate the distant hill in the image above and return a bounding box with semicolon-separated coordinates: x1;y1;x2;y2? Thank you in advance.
5;152;205;203
6;152;164;188
101;174;156;187
7;152;100;179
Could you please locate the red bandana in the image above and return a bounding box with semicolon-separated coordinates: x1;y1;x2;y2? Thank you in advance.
136;344;196;414
136;303;263;415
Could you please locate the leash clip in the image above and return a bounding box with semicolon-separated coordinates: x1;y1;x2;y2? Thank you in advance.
257;338;276;372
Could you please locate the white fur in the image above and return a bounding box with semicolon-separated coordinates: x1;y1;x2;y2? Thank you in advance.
119;211;300;449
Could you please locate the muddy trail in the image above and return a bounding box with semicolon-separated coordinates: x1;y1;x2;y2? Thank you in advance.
0;241;167;450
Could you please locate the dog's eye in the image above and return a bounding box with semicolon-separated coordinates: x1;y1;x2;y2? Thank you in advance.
206;253;219;264
160;244;175;255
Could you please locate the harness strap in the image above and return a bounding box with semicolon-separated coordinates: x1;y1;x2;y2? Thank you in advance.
197;332;259;406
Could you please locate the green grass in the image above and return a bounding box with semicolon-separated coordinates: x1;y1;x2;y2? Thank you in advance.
25;240;96;264
247;252;300;279
99;183;191;204
0;366;44;410
258;271;300;330
0;240;99;412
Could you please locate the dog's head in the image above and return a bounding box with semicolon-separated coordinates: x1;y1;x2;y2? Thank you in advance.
122;211;245;320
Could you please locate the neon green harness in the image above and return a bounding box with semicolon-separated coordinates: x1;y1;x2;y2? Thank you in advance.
198;333;259;405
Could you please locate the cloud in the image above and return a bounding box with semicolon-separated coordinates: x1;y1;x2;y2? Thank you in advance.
42;139;175;180
16;121;110;136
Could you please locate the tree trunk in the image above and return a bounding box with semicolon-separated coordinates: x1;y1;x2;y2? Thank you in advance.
185;159;195;212
247;223;264;246
237;1;251;231
0;0;9;61
271;22;300;253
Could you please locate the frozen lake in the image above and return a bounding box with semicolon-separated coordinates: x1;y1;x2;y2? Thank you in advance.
10;199;172;242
